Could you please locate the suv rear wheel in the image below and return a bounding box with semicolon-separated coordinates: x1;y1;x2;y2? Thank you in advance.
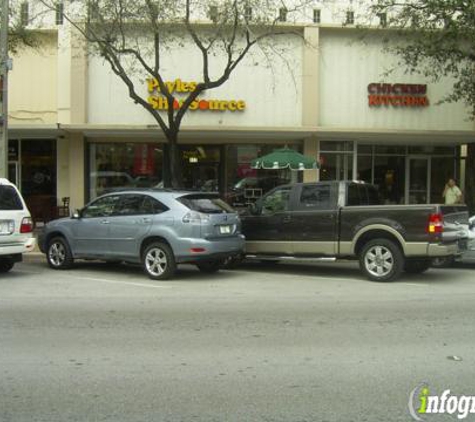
359;238;403;282
47;237;74;269
143;242;176;280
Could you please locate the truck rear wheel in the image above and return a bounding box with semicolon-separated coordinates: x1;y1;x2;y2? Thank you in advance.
359;238;403;282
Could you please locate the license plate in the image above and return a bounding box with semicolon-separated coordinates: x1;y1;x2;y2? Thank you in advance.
219;225;232;234
0;221;13;234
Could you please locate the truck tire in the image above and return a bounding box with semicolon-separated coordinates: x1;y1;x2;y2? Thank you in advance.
404;259;431;274
359;238;403;282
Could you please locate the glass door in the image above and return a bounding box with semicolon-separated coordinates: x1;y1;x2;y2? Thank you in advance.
8;162;19;186
405;156;431;204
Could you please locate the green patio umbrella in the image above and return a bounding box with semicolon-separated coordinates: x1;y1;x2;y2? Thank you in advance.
251;147;319;171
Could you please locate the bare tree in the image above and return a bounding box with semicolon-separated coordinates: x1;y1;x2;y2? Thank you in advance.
38;0;313;188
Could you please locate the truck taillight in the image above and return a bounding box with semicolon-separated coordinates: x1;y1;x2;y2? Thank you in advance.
20;217;34;233
427;213;443;234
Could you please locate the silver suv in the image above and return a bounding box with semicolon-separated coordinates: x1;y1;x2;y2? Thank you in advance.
39;190;245;280
0;178;35;272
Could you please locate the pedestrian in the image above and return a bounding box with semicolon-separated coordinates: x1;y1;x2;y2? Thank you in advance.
442;178;463;204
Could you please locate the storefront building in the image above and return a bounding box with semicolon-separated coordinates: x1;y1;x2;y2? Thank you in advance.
7;19;475;223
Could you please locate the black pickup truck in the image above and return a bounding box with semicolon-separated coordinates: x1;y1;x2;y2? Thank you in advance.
240;181;469;281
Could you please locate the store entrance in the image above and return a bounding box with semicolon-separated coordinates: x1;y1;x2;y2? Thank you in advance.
180;145;221;192
406;156;431;204
21;139;57;224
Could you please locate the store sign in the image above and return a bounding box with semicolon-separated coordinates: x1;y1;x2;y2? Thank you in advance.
147;78;246;112
368;83;429;107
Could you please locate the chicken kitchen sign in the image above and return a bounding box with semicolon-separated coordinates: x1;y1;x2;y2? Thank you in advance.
368;83;429;107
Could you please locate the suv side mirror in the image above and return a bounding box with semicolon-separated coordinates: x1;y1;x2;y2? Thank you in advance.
71;209;81;219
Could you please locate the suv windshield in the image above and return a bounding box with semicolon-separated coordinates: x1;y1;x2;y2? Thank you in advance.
178;195;234;214
0;186;23;210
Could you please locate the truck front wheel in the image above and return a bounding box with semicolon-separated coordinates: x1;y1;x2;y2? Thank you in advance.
359;239;403;282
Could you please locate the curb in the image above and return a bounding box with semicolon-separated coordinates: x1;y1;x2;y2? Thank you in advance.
23;252;45;263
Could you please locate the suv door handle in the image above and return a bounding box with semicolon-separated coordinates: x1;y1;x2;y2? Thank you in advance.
100;219;110;224
282;216;291;223
141;218;152;224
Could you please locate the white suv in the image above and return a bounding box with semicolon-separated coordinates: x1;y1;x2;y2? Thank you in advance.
0;178;35;272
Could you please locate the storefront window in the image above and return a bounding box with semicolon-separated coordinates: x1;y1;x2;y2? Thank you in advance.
224;144;300;207
357;155;373;183
373;156;405;204
374;145;406;155
21;139;57;223
21;140;57;197
408;146;455;155
89;142;163;199
319;141;354;181
320;141;353;152
179;145;221;192
430;156;457;203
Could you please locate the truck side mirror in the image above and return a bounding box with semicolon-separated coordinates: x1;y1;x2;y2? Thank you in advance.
250;201;262;215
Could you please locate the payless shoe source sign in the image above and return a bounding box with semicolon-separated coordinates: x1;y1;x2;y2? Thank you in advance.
147;78;246;112
409;383;475;420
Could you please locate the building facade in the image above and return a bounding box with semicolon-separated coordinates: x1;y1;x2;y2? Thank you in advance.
6;9;475;222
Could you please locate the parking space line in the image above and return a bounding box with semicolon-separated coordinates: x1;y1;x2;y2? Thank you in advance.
72;276;171;289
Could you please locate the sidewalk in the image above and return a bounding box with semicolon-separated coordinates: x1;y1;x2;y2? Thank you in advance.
23;226;44;263
31;226;44;254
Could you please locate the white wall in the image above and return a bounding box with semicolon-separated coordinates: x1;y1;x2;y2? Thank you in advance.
9;33;58;125
87;33;303;128
318;29;474;131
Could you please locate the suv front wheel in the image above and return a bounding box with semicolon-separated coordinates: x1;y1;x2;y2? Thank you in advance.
47;237;74;269
143;242;176;280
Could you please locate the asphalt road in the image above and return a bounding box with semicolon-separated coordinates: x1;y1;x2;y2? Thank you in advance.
1;255;474;422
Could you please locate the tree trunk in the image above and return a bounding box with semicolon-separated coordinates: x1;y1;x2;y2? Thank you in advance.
464;143;475;215
165;131;183;189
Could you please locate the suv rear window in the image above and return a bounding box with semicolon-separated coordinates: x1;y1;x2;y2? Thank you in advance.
178;195;234;214
0;186;23;210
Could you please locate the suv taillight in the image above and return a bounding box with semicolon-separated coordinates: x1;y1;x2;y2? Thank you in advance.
427;213;443;234
182;211;210;224
20;217;34;233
